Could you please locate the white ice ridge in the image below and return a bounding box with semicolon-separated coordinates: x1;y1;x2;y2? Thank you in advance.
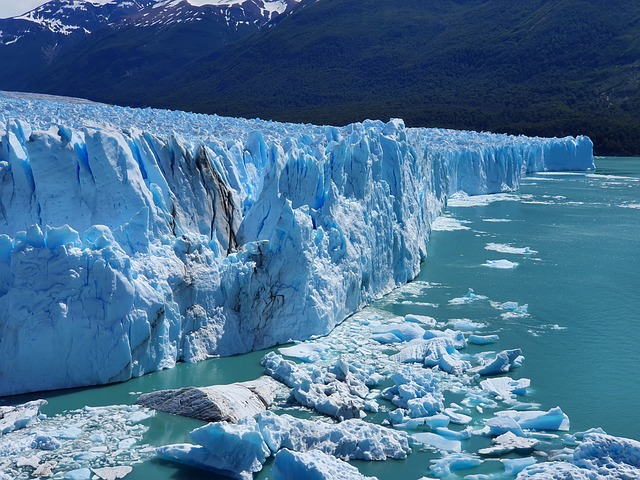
0;92;595;395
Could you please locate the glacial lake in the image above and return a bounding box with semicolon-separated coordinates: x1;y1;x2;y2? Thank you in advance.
3;156;639;479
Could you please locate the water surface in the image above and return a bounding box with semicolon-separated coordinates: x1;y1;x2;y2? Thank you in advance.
3;157;638;479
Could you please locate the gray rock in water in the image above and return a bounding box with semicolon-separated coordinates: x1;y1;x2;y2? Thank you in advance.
136;376;283;423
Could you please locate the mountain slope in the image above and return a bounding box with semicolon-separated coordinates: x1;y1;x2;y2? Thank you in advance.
11;0;640;154
0;0;306;92
144;0;639;155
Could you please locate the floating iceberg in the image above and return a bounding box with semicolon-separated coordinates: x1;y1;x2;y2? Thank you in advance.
484;243;538;255
468;334;500;345
475;349;524;376
482;259;520;269
272;448;377;480
448;288;488;305
429;453;482;477
157;417;270;480
158;411;410;478
0;92;595;395
491;407;570;433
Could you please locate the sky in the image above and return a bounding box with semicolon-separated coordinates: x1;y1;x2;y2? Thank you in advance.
0;0;117;19
0;1;49;18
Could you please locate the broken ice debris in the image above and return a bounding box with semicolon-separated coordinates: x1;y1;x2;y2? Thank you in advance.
157;411;409;478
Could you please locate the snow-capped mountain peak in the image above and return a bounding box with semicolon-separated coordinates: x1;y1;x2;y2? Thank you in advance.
1;0;304;42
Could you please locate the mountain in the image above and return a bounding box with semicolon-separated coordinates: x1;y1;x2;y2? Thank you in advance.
0;0;307;91
136;0;640;156
4;0;640;155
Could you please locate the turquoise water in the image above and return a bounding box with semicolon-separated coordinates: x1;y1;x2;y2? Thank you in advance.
2;157;638;479
417;156;640;440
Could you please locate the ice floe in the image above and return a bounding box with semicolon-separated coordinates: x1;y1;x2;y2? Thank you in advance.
475;349;524;376
482;259;519;269
431;215;472;231
447;192;523;208
448;288;488;305
484;243;538;255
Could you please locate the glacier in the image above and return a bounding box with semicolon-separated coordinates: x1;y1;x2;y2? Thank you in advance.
0;92;594;396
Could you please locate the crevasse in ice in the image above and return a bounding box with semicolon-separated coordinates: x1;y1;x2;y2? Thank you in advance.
0;93;594;395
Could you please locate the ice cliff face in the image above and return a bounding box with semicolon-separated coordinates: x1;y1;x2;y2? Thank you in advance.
0;93;594;395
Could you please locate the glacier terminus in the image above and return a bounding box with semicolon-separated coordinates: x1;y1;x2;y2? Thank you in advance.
0;92;594;396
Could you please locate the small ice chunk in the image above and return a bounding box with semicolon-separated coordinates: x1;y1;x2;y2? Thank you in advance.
434;426;471;440
485;243;537;255
468;334;499;345
412;432;462;452
33;462;56;477
89;432;107;443
495;407;570;432
478;431;539;456
501;456;536;476
404;314;437;327
272;448;376;480
279;343;329;363
448;288;487;305
484;416;526;437
429;453;482;477
516;407;570;431
480;377;530;401
424;414;450;429
482;259;519;269
475;349;523;376
31;434;61;450
64;468;92;480
447;318;486;331
443;408;472;425
371;323;426;344
16;456;40;468
59;426;83;439
431;215;471;231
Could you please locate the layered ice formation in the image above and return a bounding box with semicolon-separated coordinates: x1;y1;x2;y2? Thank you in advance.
0;92;594;395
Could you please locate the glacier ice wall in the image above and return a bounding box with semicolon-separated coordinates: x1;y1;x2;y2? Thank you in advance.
0;93;594;395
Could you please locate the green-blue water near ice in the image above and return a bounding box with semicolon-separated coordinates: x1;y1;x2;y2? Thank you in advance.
3;157;639;479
